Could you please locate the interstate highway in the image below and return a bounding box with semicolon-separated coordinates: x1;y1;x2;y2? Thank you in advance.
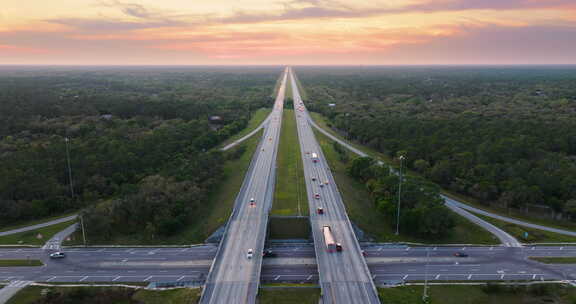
290;68;381;303
199;68;287;304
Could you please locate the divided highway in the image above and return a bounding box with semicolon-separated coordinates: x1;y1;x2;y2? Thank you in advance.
200;68;287;304
290;68;381;303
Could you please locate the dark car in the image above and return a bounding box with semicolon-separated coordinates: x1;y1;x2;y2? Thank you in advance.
263;250;277;258
454;252;468;257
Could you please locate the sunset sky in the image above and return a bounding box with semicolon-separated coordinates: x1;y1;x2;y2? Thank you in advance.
1;0;575;65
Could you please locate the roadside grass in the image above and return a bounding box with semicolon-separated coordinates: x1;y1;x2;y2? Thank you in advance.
0;213;76;233
7;286;200;304
315;129;497;245
65;130;263;245
272;109;308;216
221;108;272;146
0;220;76;246
269;217;310;239
530;257;576;264
258;288;321;304
309;112;576;233
132;288;201;303
476;214;576;244
378;284;576;304
0;260;43;267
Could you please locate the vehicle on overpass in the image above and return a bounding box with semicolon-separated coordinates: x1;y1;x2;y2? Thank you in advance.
322;226;342;252
311;152;318;162
247;248;254;259
49;252;66;259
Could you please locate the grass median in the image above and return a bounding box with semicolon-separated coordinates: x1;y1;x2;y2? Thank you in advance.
314;128;497;245
272;109;308;216
530;257;576;264
0;220;77;246
258;288;320;304
0;260;43;267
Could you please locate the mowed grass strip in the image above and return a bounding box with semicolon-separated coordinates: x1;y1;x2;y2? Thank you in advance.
378;284;576;304
258;288;321;304
272;109;308;216
0;260;43;267
530;257;576;264
476;213;576;244
314;128;497;245
0;220;77;246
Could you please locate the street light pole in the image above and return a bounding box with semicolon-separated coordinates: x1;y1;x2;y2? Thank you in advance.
80;214;87;247
423;247;430;302
65;136;75;200
395;155;405;235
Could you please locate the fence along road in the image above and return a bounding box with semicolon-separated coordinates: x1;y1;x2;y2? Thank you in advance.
290;68;381;304
200;68;287;304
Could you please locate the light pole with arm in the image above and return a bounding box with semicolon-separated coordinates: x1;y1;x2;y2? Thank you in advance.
395;155;405;235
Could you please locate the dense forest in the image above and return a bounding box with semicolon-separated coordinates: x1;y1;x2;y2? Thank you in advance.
0;66;279;240
299;66;576;222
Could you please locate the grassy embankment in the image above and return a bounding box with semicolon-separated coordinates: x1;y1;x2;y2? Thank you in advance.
314;128;497;245
476;214;576;244
272;109;308;217
378;284;576;304
0;220;77;246
0;260;43;267
258;288;320;304
7;286;200;304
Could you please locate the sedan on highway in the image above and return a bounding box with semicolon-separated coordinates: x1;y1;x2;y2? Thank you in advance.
247;249;254;259
314;193;320;199
49;252;66;259
454;252;468;257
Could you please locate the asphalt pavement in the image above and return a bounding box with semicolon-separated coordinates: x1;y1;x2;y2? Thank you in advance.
290;68;380;303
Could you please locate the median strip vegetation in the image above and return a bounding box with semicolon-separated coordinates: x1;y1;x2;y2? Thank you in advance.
0;260;43;267
529;257;576;264
258;288;320;304
272;109;308;216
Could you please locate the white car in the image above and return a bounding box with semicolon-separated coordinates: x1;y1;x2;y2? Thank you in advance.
247;248;254;259
49;252;66;259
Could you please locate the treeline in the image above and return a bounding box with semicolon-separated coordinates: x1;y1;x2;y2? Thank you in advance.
0;67;280;232
299;66;576;221
347;155;455;238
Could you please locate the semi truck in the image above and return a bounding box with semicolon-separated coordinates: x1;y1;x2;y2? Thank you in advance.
322;226;342;252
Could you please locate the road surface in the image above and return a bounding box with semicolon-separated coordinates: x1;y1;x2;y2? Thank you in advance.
200;68;287;304
290;68;380;303
0;215;77;237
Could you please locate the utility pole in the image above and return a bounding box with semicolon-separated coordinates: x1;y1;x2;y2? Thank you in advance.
65;136;75;200
80;214;87;247
395;155;405;235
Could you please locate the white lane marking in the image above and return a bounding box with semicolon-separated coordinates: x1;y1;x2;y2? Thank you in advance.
79;276;88;282
433;247;437;251
405;247;411;251
500;274;505;279
434;275;440;279
402;275;408;280
274;275;280;281
307;275;312;280
144;276;153;281
532;274;536;279
46;277;57;282
489;247;493;251
113;276;120;281
468;274;472;280
177;276;185;281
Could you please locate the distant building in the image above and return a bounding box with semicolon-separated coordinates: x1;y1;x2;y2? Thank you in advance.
328;103;336;107
209;116;222;122
100;114;113;120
